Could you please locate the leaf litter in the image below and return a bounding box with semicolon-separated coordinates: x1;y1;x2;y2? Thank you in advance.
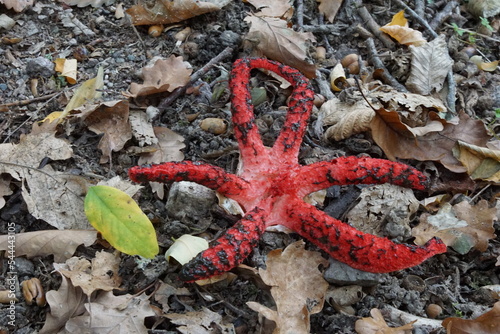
1;0;500;333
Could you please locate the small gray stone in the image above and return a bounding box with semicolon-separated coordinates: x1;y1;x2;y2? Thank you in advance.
0;83;8;91
0;14;16;30
26;57;55;78
14;257;35;277
166;181;216;221
324;258;383;286
220;30;241;47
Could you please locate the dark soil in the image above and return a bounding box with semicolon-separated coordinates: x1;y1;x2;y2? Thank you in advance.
1;0;500;333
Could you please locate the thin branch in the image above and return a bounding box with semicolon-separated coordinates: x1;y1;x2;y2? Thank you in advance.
357;6;395;49
365;38;408;92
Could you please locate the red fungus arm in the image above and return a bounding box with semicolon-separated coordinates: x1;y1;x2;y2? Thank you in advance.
128;161;249;197
230;58;315;166
179;203;269;281
283;198;446;273
296;156;429;196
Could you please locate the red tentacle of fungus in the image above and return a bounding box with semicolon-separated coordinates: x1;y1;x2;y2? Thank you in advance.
129;58;446;282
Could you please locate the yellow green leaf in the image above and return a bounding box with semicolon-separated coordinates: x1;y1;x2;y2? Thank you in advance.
84;185;158;258
165;234;208;265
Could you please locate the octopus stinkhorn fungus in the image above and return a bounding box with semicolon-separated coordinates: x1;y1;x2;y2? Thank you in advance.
129;58;446;282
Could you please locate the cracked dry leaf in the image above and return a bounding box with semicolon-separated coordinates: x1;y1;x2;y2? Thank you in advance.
412;200;496;255
244;14;317;78
22;165;91;230
246;0;294;19
453;141;500;182
0;230;97;262
39;274;87;334
442;301;500;334
80;100;132;163
406;35;453;95
0;123;73;180
345;184;419;238
65;291;154;334
58;251;122;297
126;0;230;26
355;308;414;334
126;56;192;98
247;241;329;334
97;176;143;198
0;0;33;12
379;10;426;46
318;0;343;23
167;307;235;333
129;110;158;147
371;110;489;173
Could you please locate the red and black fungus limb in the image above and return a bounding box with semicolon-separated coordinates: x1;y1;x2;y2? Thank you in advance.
179;206;267;281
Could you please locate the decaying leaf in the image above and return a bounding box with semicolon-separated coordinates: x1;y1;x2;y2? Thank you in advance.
0;0;33;12
54;58;78;85
442;301;500;334
80;100;132;163
371;110;489;173
64;291;154;334
126;56;192;98
97;176;143;198
380;10;426;46
246;0;294;20
126;0;230;26
453;140;500;182
39;275;87;334
57;251;122;297
154;281;190;313
166;307;235;333
0;230;97;262
244;14;317;78
406;35;453;95
412;200;496;255
469;55;499;72
59;66;104;120
317;0;344;23
22;165;91;230
60;0;115;8
329;62;347;91
247;241;329;334
355;308;415;334
0;124;73;180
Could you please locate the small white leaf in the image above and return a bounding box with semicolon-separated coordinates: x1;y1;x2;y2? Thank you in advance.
165;235;208;265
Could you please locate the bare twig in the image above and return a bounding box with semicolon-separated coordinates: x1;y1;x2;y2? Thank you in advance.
429;1;459;30
296;0;304;30
414;0;425;18
157;46;234;112
301;24;340;33
357;6;395;49
0;92;60;108
365;38;408;92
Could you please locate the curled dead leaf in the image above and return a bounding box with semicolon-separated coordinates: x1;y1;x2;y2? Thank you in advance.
380;10;427;46
126;56;192;98
355;308;415;334
412;200;496;254
453;140;500;182
21;278;46;306
321;97;375;141
244;14;317;78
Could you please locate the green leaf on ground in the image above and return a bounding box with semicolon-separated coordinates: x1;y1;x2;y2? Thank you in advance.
84;185;158;258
